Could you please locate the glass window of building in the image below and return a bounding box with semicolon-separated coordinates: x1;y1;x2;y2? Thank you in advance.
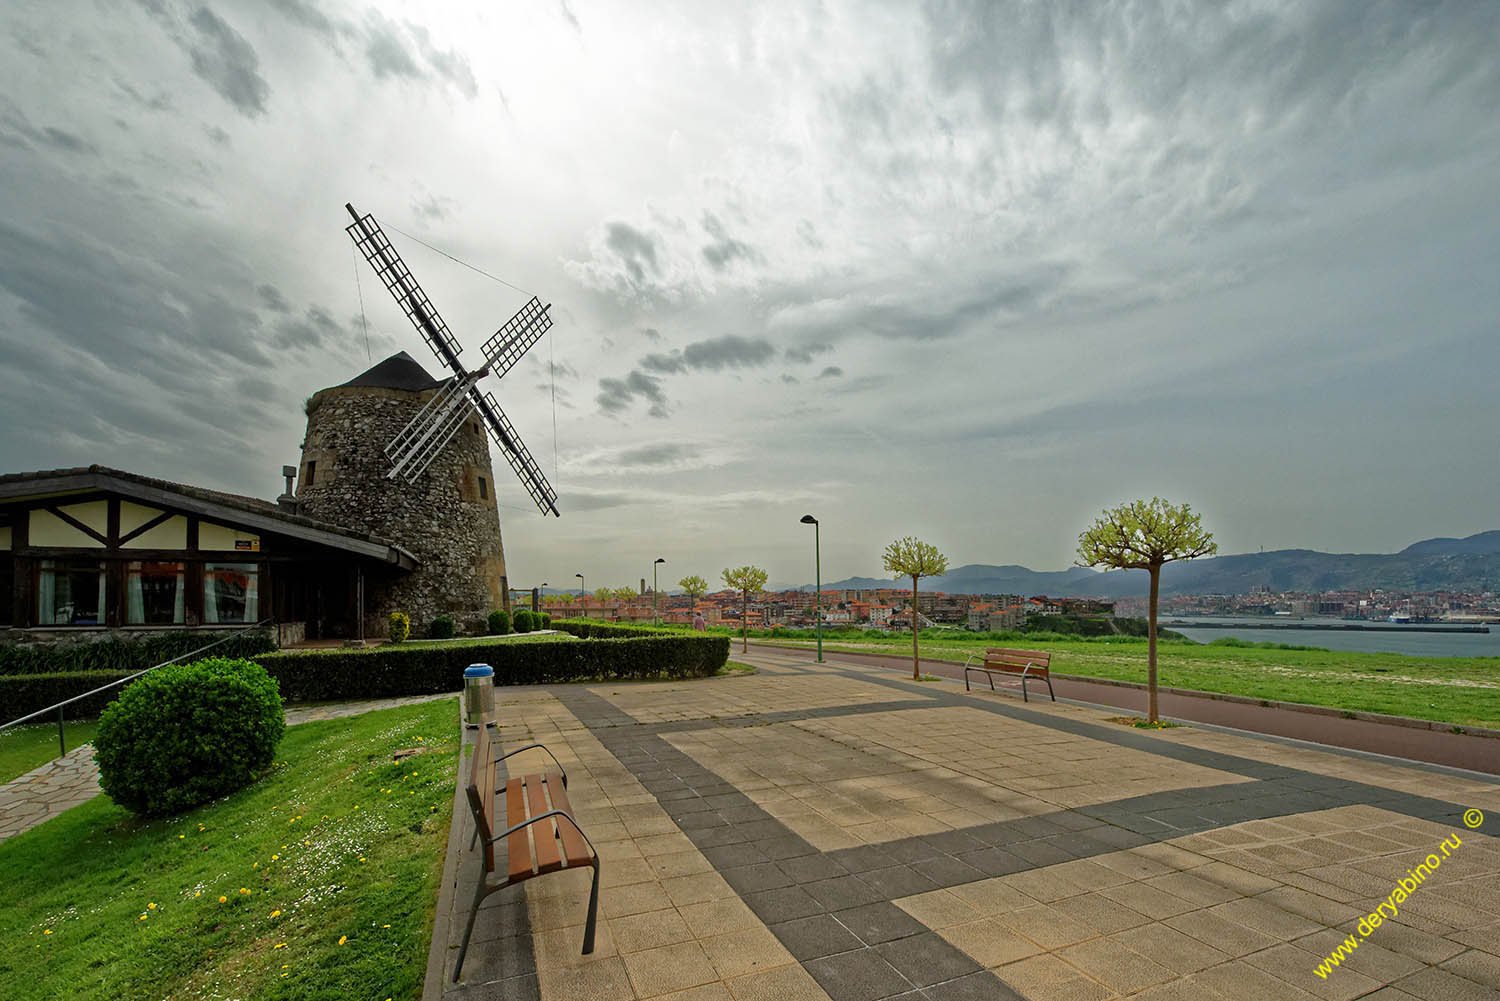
126;561;185;625
204;563;260;624
39;559;106;626
0;554;12;625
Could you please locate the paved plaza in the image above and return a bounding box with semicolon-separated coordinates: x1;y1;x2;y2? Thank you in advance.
436;649;1500;1001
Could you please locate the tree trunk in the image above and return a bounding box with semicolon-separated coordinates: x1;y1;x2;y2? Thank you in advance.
742;590;748;653
1147;565;1160;723
911;575;920;680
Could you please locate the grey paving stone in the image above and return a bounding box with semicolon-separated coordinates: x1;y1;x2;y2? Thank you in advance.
806;947;915;1001
874;932;984;988
772;914;865;961
835;903;928;946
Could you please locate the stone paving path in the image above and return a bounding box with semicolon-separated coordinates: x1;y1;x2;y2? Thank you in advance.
0;690;459;842
432;649;1500;1001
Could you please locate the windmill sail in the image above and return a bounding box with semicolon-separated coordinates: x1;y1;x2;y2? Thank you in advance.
344;201;561;516
384;372;484;482
479;296;552;380
471;389;560;517
345;204;465;377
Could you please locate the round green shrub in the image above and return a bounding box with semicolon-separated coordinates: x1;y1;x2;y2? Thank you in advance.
94;657;285;816
538;612;552;629
388;611;411;644
487;609;511;635
512;609;535;633
430;615;456;639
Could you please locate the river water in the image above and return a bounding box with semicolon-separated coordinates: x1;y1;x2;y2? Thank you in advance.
1166;616;1500;658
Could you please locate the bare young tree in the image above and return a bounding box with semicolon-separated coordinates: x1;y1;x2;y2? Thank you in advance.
1077;498;1216;723
678;574;709;604
721;566;768;653
882;537;949;680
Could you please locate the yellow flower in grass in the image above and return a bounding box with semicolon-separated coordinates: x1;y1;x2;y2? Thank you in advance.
358;856;366;863
338;935;347;946
178;834;185;840
271;854;279;861
148;903;156;911
43;930;52;936
139;914;148;921
273;942;286;950
271;910;281;918
218;896;227;904
382;924;390;929
239;888;250;895
194;892;201;898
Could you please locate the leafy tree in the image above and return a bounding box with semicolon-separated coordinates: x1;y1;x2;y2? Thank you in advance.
1077;497;1216;722
722;565;768;653
883;537;949;679
593;587;616;603
678;574;709;604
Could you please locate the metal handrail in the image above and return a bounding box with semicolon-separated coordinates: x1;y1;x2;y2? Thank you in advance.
0;619;275;757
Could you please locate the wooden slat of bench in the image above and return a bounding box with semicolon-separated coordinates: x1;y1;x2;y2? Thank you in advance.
505;777;532;882
548;774;591;866
524;775;563;874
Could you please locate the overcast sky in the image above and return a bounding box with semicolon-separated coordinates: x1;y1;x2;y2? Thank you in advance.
2;0;1498;591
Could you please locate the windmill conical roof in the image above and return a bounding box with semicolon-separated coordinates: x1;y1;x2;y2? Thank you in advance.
339;351;447;391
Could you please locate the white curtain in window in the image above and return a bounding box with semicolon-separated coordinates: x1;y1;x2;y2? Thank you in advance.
244;570;258;621
174;570;185;623
127;572;144;624
203;572;219;624
39;561;55;624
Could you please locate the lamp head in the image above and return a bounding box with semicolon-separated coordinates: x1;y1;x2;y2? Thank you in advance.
654;557;665;564
800;514;818;525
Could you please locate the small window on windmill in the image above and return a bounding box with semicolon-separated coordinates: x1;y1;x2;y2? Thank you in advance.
304;461;316;488
478;476;488;500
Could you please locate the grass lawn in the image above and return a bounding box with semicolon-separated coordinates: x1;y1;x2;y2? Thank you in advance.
0;697;461;1001
0;719;102;784
753;633;1500;729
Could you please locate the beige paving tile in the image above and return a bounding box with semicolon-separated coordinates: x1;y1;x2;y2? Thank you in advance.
622;940;719;998
698;926;794;980
725;963;832;1001
537;954;637;1001
610;908;693;954
992;953;1117;1001
676;896;761;937
1057;936;1175;994
942;916;1045;967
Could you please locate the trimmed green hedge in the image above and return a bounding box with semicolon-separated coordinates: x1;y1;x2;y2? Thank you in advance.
552;619;666;639
0;671;136;721
0;632;276;675
254;632;729;701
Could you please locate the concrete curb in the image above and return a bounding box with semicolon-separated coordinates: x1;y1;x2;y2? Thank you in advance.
421;706;473;1001
748;641;1500;740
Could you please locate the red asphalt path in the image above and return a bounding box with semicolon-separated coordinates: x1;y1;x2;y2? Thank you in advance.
750;643;1500;777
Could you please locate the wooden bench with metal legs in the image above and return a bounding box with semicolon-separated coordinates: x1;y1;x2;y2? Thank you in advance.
452;722;599;982
962;647;1055;702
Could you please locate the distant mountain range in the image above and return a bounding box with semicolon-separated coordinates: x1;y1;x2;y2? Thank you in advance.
804;531;1500;598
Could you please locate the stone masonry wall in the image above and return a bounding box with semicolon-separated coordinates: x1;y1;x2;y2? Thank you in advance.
296;385;507;635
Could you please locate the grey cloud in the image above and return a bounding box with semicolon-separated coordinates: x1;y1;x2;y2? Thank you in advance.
412;194;456;221
266;0;339;42
785;341;832;364
817;366;844;380
781;374;799;384
682;334;774;371
639;334;776;376
187;7;270;117
603;222;659;284
257;283;291;313
407;24;478;98
596;370;669;418
564;490;635;512
364;13;422;80
271;306;343;351
203;124;230;145
618;443;698;466
362;13;478;97
700;212;761;271
642;327;662;342
0;102;97;156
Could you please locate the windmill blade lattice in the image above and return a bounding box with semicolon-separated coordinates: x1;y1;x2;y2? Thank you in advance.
345;206;464;376
344;202;560;516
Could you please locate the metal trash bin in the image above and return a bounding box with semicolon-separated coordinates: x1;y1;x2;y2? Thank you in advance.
463;663;495;728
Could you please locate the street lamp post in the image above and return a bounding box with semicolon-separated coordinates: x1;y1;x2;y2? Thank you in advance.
800;515;823;663
575;573;584;617
653;558;665;626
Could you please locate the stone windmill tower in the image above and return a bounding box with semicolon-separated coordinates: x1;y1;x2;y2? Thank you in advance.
294;203;560;635
295;351;509;632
